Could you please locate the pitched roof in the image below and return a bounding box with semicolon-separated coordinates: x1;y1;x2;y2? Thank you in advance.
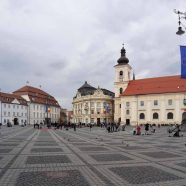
0;92;27;105
121;75;186;96
13;86;60;107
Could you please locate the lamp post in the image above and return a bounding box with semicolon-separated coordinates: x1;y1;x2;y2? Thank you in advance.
0;88;2;124
174;9;186;35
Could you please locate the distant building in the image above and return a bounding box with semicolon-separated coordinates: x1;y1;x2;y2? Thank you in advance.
13;86;61;125
114;45;186;126
67;110;73;123
0;92;28;125
72;81;114;125
60;108;67;123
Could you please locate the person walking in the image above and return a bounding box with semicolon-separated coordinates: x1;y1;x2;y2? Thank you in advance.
73;123;76;131
145;123;149;135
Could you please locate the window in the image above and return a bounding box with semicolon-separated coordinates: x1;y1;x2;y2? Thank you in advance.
153;112;159;119
13;105;15;109
97;102;101;108
167;112;173;119
90;102;94;107
154;100;158;106
91;110;94;114
168;99;172;105
4;104;6;108
126;110;130;115
119;71;123;76
4;119;6;124
13;112;15;116
91;118;94;123
8;104;10;108
140;101;144;106
17;105;19;109
119;88;123;94
126;102;130;107
119;104;121;108
4;111;6;116
97;108;101;114
8;112;10;116
25;113;27;117
139;113;145;119
21;105;23;109
17;112;19;117
21;113;23;116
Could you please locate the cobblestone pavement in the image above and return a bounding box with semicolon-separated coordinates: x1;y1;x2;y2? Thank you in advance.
0;125;186;186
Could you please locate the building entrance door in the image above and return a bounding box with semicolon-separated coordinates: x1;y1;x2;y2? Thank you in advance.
126;119;130;125
14;118;18;125
97;118;100;126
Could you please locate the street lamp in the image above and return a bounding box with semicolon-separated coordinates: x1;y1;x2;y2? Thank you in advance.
174;9;186;35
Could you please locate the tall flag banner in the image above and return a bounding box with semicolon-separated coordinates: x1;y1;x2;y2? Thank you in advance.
180;46;186;78
45;105;51;113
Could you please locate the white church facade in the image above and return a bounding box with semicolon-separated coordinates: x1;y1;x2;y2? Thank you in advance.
114;46;186;126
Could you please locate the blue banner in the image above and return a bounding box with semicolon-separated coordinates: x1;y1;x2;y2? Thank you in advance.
180;46;186;78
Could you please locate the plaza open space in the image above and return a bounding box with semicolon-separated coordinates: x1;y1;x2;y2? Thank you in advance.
0;126;186;186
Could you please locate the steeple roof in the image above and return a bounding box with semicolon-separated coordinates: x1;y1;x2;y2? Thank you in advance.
117;44;129;65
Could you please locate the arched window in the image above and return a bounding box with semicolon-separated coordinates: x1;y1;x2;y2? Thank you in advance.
167;112;173;119
139;113;145;119
153;113;159;119
119;71;123;76
119;88;123;94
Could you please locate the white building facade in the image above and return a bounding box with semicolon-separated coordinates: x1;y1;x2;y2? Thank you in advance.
13;86;61;125
114;46;186;126
0;92;28;125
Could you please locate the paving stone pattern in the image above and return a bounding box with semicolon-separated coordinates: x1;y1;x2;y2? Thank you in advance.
31;148;63;153
26;155;71;164
90;153;132;161
109;166;183;184
0;125;186;186
141;151;181;158
16;170;90;186
0;149;12;153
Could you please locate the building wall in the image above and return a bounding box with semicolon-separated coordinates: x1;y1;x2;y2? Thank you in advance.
120;93;185;126
28;103;60;124
73;92;114;124
0;102;28;125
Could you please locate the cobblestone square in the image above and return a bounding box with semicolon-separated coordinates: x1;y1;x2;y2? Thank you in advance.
90;153;132;162
109;165;183;184
31;148;63;153
141;151;181;159
26;155;71;164
15;170;90;186
0;126;186;186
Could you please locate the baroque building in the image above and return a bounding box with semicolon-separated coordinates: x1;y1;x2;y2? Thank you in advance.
114;45;186;126
73;81;114;124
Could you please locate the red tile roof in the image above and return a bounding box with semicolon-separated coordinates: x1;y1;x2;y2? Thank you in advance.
121;75;186;96
0;92;27;105
13;86;60;107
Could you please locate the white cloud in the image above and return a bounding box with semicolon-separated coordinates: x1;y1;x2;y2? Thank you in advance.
0;0;186;109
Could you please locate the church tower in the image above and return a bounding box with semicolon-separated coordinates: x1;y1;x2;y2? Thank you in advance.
114;45;132;122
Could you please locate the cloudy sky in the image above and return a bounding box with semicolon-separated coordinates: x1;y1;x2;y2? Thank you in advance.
0;0;186;109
